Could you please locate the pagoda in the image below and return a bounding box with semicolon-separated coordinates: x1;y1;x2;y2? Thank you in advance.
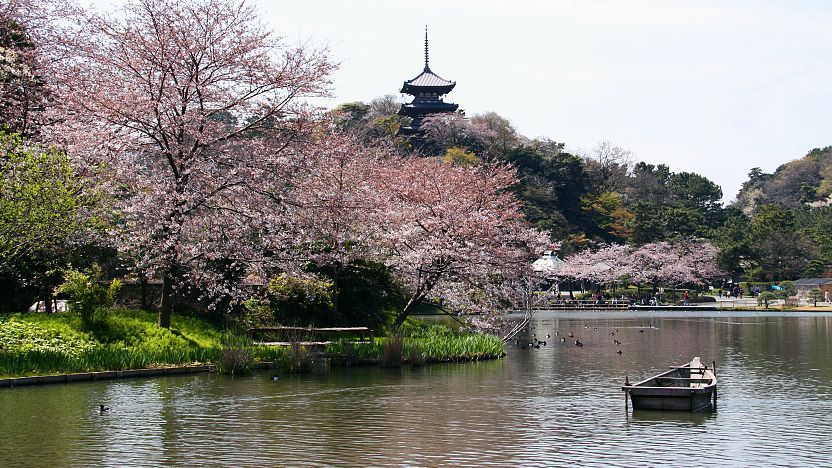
398;28;459;139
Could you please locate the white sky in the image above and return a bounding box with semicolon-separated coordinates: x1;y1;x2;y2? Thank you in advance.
92;0;832;201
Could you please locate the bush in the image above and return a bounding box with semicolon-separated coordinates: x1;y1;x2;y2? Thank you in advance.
56;265;121;328
266;274;333;326
757;291;776;309
808;288;823;306
778;281;796;298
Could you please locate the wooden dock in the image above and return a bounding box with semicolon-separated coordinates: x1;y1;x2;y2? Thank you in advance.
533;300;629;310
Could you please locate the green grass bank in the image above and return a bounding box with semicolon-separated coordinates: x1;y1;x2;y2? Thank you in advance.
0;309;505;378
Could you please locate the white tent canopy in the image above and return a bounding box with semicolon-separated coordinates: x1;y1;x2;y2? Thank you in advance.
532;250;564;273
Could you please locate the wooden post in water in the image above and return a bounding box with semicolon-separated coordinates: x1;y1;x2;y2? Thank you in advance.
624;376;630;411
712;360;718;409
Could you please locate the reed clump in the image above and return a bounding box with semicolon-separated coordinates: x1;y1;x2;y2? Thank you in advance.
285;342;312;373
381;334;404;367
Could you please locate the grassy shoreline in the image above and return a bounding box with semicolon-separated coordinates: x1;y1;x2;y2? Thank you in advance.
0;309;505;378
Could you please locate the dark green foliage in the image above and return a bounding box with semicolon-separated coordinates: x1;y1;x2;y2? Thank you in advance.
502;140;587;236
713;213;755;278
326;261;405;331
265;274;334;327
0;132;110;313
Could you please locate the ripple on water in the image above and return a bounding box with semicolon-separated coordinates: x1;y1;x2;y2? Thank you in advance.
3;312;832;466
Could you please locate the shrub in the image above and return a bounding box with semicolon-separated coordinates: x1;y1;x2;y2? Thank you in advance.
56;265;121;328
266;274;333;326
757;291;776;309
808;288;823;306
779;281;796;297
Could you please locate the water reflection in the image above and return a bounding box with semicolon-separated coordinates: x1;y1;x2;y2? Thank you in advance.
2;311;832;466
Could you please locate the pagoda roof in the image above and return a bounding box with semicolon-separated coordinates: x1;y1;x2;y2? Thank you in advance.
405;67;454;88
401;67;456;95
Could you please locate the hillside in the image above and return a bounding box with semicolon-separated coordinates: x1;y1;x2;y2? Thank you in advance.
733;147;832;214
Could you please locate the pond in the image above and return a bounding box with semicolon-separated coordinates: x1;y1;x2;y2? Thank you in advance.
2;311;832;466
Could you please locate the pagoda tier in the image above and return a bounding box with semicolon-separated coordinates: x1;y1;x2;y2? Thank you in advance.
399;95;459;117
400;68;456;96
397;28;458;138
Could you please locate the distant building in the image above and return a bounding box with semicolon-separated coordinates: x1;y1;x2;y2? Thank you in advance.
793;278;832;298
398;27;459;143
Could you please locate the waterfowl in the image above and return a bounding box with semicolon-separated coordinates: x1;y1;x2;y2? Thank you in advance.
609;332;615;336
574;340;583;347
560;337;566;343
272;376;279;381
638;329;644;333
616;350;622;355
568;332;574;338
99;405;110;413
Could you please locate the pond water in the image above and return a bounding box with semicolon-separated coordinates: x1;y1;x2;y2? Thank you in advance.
3;311;832;466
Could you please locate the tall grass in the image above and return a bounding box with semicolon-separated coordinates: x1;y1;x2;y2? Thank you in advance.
326;321;506;366
0;311;505;378
381;334;404;367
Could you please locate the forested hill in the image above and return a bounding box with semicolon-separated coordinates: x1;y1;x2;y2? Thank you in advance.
733;146;832;214
331;98;832;281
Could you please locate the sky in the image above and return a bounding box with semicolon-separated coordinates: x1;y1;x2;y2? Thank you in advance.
92;0;832;201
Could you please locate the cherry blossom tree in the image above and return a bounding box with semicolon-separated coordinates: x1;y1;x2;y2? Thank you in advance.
628;240;723;290
556;240;721;297
52;0;334;327
0;0;65;137
281;129;397;314
375;157;549;329
420;113;495;156
558;243;632;293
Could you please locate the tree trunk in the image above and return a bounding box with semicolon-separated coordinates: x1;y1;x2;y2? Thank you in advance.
393;292;423;330
43;277;53;314
139;272;148;311
159;271;174;328
332;264;340;320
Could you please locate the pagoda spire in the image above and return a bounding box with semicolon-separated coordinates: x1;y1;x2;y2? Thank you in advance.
397;28;459;141
424;26;429;71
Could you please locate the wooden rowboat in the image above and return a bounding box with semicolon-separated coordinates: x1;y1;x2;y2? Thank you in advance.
622;357;717;412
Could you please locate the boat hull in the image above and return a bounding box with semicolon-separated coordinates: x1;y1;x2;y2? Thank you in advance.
623;357;717;412
627;388;715;412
